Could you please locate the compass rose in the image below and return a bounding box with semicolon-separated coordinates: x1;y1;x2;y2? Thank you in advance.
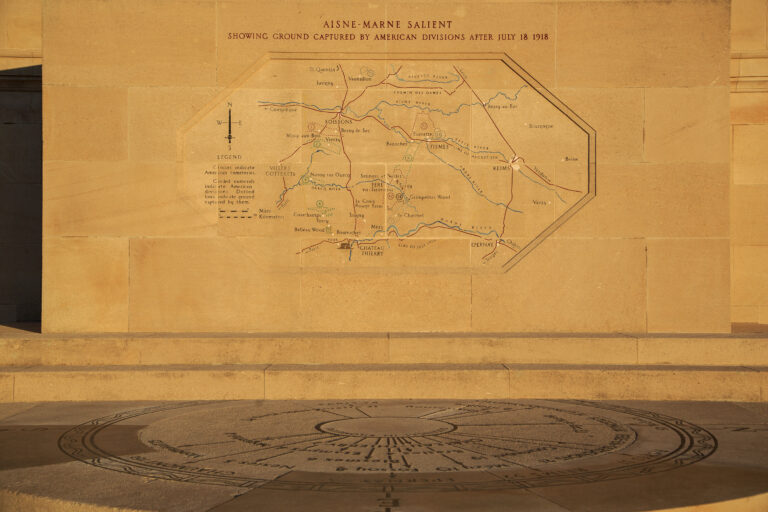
217;101;242;151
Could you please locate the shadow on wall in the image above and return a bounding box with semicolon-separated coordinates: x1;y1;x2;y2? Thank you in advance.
0;65;42;324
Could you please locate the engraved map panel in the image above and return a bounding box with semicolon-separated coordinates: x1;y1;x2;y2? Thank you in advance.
180;53;596;271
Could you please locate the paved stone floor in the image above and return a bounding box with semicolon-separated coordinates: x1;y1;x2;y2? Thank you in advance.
1;400;768;511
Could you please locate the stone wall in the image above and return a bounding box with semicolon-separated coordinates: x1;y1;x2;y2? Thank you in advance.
1;0;765;333
731;0;768;332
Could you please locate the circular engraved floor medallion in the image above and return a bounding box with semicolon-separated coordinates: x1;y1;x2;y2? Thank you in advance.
58;400;717;492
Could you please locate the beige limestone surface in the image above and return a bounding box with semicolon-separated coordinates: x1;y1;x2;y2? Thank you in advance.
38;0;737;333
729;0;768;331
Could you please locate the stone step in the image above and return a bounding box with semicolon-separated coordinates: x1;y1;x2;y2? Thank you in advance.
0;363;765;402
2;325;768;367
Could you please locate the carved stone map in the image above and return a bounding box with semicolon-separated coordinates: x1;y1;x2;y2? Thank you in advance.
60;400;714;494
181;53;596;271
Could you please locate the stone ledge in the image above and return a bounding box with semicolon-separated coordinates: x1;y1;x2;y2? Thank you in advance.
1;329;767;366
0;364;765;402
